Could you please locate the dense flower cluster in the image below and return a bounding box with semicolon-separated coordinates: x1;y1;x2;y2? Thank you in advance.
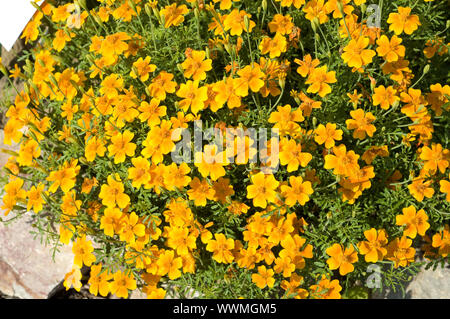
1;0;449;299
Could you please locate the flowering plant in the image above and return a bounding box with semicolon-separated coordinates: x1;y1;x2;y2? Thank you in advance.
1;0;449;299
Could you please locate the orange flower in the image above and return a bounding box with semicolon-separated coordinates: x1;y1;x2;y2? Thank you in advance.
259;33;288;58
223;9;255;36
160;3;189;28
419;143;449;174
181;50;213;81
305;65;337;97
345;109;376;140
252;265;275;289
281;176;314;206
314;123;343;149
309;275;342;299
372;85;399;110
268;14;294;35
376;35;405;62
432;225;450;257
386;236;415;268
206;233;235;264
341;36;375;69
279;138;312;172
187;177;216;206
324;144;360;177
387;7;421;35
358;228;388;263
396;206;430;238
234;64;265;97
294;54;320;77
408;177;434;202
246;172;280;208
326;243;358;276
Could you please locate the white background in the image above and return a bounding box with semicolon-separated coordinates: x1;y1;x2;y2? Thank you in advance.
0;0;43;51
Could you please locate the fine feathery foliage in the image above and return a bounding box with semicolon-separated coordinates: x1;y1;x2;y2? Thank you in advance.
0;0;449;299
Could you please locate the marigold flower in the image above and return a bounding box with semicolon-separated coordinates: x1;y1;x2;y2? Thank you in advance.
396;206;430;239
386;236;415;268
314;123;343;149
160;3;189;28
252;265;275;289
234;64;265;97
88;263;112;297
72;235;96;267
108;130;136;164
358;228;388;263
326;243;358;276
281;176;314;207
305;65;336;98
206;233;235;264
110;270;137;298
345;109;376;140
246;172;280;208
157;250;183;280
223;9;255;36
341;36;375;69
387;7;421;35
99;175;130;209
372;85;399;110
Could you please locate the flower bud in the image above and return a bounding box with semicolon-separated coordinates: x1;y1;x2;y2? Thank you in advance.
311;18;319;33
423;64;430;75
337;0;345;15
176;63;184;74
262;0;267;13
128;0;138;14
244;15;250;32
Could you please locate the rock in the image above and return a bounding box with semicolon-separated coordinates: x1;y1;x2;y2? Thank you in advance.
0;128;74;299
371;263;450;299
0;214;74;299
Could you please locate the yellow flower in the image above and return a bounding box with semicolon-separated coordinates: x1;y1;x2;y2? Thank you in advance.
326;243;358;276
358;228;388;263
387;6;421;35
88;263;112;297
223;9;255;36
181;50;213;81
130;56;156;82
110;270;137;298
160;3;189;28
345;109;376;140
396;206;430;239
246;172;279;208
341;36;375;69
234;64;265;97
206;233;235;264
99;175;130;209
281;176;314;206
314;123;343;149
107;130;136;164
63;267;82;292
259;33;288;59
157;250;183;280
376;35;405;62
176;80;208;115
305;65;337;97
251;265;275;289
72;235;96;267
